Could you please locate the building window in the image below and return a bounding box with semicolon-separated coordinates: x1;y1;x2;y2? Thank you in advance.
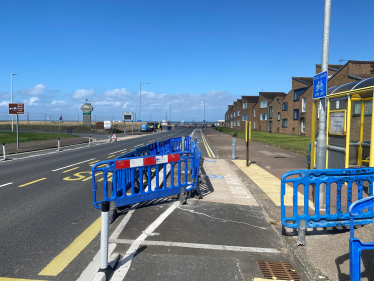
231;122;233;128
243;103;247;109
278;112;280;121
294;87;307;101
282;119;288;128
237;121;240;126
254;121;256;129
269;106;273;119
354;100;372;116
293;109;299;120
230;114;233;118
301;118;305;134
237;111;241;116
242;115;247;121
260;113;267;121
234;121;236;126
234;112;236;117
254;109;256;117
302;97;306;112
260;100;268;108
282;102;288;111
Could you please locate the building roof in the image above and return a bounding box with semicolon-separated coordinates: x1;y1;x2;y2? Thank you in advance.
259;92;287;100
292;77;314;86
316;64;344;71
242;95;259;103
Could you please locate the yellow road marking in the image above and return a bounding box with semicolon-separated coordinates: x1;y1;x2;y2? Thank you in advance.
107;155;116;158
63;171;91;181
62;167;79;173
201;132;215;157
19;178;47;187
0;277;48;281
38;217;101;276
253;279;289;281
89;160;100;166
232;160;314;207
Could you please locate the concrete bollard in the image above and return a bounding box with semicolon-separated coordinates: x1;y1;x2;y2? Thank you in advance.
57;139;61;151
231;139;236;160
100;201;110;270
89;136;91;146
3;143;6;161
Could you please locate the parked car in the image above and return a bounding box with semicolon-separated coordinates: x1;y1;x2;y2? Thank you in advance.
140;124;150;132
211;124;215;128
147;122;155;131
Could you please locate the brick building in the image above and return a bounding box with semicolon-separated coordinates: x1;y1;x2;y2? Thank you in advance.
224;60;374;138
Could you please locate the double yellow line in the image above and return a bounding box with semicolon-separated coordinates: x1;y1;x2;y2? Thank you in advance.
201;131;215;158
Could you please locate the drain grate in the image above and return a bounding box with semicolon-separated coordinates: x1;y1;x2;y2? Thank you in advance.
257;260;302;280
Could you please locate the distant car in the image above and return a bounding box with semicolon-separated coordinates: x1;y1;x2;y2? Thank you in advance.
140;124;150;132
211;124;215;128
147;122;155;131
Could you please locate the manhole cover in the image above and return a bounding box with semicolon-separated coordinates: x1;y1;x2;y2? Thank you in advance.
256;261;302;280
206;175;224;179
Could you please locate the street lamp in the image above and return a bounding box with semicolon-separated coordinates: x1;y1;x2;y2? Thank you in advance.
170;104;173;125
11;73;17;132
199;99;205;124
139;82;150;120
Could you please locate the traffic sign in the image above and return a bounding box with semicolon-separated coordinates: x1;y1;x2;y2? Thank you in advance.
313;71;328;99
8;103;24;115
111;133;117;140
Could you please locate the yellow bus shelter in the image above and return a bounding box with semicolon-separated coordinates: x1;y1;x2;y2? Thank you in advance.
310;77;374;169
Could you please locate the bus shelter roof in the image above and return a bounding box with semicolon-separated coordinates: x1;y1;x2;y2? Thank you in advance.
327;77;374;98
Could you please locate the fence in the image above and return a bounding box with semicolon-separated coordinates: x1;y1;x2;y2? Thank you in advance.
349;196;374;281
91;132;200;273
0;112;146;133
281;167;374;230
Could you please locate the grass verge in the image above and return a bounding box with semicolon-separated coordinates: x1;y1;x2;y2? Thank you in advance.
0;132;79;144
217;127;311;155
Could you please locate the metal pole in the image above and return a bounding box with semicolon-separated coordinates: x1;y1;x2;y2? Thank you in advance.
204;99;205;124
57;139;60;151
89;136;91;146
170;104;171;125
3;143;6;160
182;136;185;151
11;74;13;132
246;141;249;167
100;201;110;270
139;82;141;120
108;134;111;143
231;139;236;160
315;0;331;208
16;114;19;149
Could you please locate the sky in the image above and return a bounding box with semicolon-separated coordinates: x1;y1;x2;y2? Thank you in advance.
0;0;373;122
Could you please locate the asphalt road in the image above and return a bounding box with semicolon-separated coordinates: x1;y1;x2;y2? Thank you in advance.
0;127;194;280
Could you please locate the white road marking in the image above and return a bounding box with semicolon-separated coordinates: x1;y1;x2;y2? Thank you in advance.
76;243;117;281
51;158;95;171
109;148;128;155
0;182;13;187
110;201;179;280
110;204;138;240
110;239;281;253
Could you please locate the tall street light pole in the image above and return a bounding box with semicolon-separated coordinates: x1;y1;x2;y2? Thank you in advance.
139;82;150;120
11;73;17;132
199;99;205;124
170;104;172;125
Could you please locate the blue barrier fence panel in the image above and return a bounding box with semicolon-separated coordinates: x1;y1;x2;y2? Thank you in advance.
349;196;374;281
281;167;374;229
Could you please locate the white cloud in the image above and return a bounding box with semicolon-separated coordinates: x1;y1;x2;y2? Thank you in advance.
102;88;131;100
24;97;39;105
51;100;66;105
0;101;8;107
18;84;46;96
72;89;95;100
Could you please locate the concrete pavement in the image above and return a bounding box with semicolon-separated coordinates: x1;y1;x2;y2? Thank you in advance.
204;127;374;281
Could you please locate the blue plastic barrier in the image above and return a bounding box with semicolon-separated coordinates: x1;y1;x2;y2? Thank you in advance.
349;196;374;281
92;137;201;209
281;167;374;229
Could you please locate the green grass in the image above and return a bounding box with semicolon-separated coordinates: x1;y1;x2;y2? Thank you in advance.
0;132;79;144
217;127;311;155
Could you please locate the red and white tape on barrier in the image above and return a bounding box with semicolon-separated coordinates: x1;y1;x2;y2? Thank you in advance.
115;153;180;170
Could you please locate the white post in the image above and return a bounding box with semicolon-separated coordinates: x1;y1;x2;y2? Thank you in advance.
108;134;111;143
89;136;91;146
57;139;60;151
3;143;6;160
100;201;110;270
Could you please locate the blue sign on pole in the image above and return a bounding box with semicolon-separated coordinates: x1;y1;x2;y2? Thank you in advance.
228;119;231;122
313;71;328;99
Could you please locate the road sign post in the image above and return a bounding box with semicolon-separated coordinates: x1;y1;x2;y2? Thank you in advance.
245;121;251;166
9;103;24;150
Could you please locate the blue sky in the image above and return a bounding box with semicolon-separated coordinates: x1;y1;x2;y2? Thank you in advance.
0;0;373;122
